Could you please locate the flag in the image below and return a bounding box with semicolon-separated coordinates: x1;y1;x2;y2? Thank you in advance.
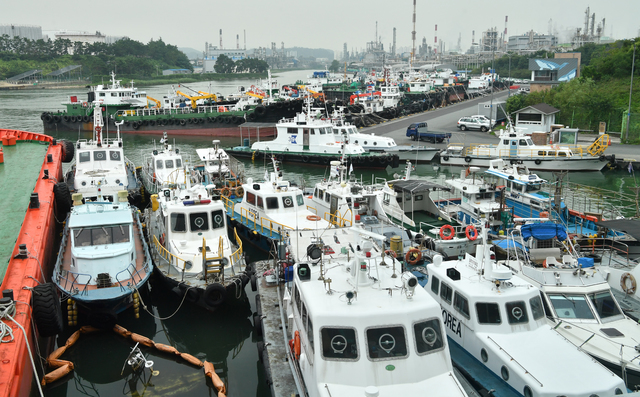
349;163;354;174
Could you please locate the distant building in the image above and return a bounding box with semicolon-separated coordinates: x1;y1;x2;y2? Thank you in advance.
0;25;42;41
202;43;247;73
54;31;106;44
507;31;557;52
162;69;192;76
528;56;579;92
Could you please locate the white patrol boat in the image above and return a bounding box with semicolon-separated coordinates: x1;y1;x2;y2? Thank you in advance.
195;140;232;180
223;157;333;253
140;132;188;194
439;127;610;171
425;227;626;397
92;71;148;108
65;102;140;203
254;225;471;397
53;191;153;328
144;181;250;312
501;222;640;389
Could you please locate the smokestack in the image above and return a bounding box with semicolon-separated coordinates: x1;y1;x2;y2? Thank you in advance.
219;29;223;49
236;34;239;49
411;0;416;66
393;27;396;56
472;30;475;44
434;24;438;58
244;30;246;50
504;16;508;49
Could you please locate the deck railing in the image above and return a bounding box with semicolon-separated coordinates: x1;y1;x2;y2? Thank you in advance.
151;235;191;281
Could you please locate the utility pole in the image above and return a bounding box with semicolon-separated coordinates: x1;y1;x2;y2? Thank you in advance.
626;43;636;142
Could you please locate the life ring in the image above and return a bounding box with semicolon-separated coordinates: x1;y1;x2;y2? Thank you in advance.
384;249;397;258
464;156;472;163
203;283;227;308
440;224;455;240
621;272;637;295
221;187;231;197
235;186;244;197
405;248;422;265
82;102;88;108
95;126;101;133
465;225;478;241
307;215;321;221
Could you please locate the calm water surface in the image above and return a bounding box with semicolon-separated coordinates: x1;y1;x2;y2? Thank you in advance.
0;69;638;397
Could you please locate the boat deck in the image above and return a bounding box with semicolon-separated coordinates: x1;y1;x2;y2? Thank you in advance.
0;140;48;281
409;210;450;233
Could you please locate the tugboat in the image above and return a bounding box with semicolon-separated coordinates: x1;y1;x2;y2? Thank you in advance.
52;190;153;328
253;225;472;397
140;132;188;195
145;181;251;312
65;102;141;203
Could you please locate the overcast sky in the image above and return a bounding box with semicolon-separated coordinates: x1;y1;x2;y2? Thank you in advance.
3;0;638;56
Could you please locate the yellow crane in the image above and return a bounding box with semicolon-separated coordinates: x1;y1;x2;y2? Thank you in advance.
176;90;218;109
147;95;161;108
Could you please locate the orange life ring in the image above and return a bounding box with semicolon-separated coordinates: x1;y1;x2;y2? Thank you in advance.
621;272;637;295
405;248;422;265
221;187;231;197
293;330;301;359
384;249;397;258
542;259;548;268
82;102;88;108
307;215;321;221
440;225;455;240
235;186;244;197
465;225;478;241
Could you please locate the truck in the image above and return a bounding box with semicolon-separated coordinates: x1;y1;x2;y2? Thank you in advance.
406;121;452;143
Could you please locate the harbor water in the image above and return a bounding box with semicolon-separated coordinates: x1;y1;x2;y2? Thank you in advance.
0;69;638;396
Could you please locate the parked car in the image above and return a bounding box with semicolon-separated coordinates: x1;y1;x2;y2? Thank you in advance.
457;116;491;132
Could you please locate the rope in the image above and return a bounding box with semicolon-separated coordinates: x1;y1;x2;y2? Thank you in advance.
133;284;192;321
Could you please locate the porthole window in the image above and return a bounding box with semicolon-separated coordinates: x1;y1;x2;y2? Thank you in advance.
480;348;488;363
501;366;509;381
523;386;532;397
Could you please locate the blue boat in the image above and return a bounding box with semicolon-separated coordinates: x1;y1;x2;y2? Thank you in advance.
52;190;153;327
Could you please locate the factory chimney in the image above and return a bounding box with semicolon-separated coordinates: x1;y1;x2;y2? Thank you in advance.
219;29;223;49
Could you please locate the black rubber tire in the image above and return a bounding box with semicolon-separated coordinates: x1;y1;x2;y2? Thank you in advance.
224;117;231;124
255;105;266;116
142;120;149;126
44;114;53;123
62;115;70;122
480;126;488;132
53;115;61;123
247;112;256;121
460;125;467;131
442;155;450;161
250;274;257;292
40;112;47;121
180;119;186;126
53;182;72;216
132;121;140;130
60;140;75;163
203;283;227;309
253;313;263;336
32;283;63;337
255;294;262;317
464;156;472;163
149;120;156;126
82;115;90;123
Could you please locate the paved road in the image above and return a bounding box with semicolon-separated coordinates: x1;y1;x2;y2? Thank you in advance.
359;91;640;164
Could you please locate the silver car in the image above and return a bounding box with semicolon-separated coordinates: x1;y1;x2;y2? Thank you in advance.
457;116;491;132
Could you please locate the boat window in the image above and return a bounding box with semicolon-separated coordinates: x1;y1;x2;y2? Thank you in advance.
283;196;294;208
440;282;453;305
308;128;314;135
538;151;546;156
171;213;186;232
540;292;554;320
526;184;541;192
430;276;440;295
301;303;308;333
557;152;567;157
547;151;555;156
332;128;339;134
73;225;131;247
383;193;391;205
319;189;325;200
413;318;444;355
266;197;279;209
211;210;225;229
454;292;470;319
257;196;264;209
293;284;300;312
505;301;529;324
325;193;331;203
189;212;209;232
503;140;509;145
111;93;117;97
287;127;297;134
156;159;164;169
314;188;319;198
79;152;91;163
176;159;182;168
109;151;121;161
296;194;304;206
165;159;174;169
99;93;105;97
366;326;407;360
415;195;423;201
321;327;358;361
317;128;325;135
588;291;622;319
519;139;528;146
476;302;501;324
246;192;256;206
93;151;107;161
548;294;595;319
529;296;545;320
526;139;533;146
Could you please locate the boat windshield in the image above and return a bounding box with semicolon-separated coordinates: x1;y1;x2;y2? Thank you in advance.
588;290;622;320
73;224;131;247
548;294;595;320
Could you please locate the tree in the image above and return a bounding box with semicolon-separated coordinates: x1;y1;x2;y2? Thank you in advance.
214;54;234;73
328;59;341;72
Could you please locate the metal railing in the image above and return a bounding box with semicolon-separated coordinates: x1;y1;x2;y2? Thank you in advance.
464;145;593;159
152;234;191;280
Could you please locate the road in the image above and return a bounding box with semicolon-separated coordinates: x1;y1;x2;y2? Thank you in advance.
359;90;640;165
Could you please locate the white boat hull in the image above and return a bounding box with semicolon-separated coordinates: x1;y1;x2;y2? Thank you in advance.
440;155;607;171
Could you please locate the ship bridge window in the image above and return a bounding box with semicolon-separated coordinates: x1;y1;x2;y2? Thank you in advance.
526;184;541;192
257;196;264;209
506;301;529;324
548;294;595;320
283;196;294;208
296;194;304;206
503;140;509;145
314;188;319;198
317;128;325;135
211;210;225;229
175;158;182;168
99;93;105;97
165;160;174;168
430;276;440;295
526;138;533;146
413;318;445;355
111;93;117;97
454;292;470;319
156;159;164;169
529;296;545;320
325;193;331;203
519;139;528;146
538;151;546;156
266;197;279;209
366;325;407;360
332;128;340;134
383;193;391;205
79;152;91;163
287;127;297;134
171;213;186;232
321;327;358;361
93;151;107;161
190;212;209;232
246;192;256;206
73;225;131;247
476;302;501;324
440;282;453;305
109;151;121;161
589;291;622;320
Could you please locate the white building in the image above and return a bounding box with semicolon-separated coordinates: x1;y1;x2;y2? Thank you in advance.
0;25;42;41
54;31;106;44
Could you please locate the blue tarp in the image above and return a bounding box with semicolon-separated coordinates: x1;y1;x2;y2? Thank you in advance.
494;239;528;252
521;223;567;242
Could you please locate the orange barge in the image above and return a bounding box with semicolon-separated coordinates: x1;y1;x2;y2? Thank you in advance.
0;129;66;397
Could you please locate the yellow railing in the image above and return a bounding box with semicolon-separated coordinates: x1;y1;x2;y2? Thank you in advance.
152;235;190;273
307;205;352;227
239;207;291;236
464;145;593;158
231;228;243;267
